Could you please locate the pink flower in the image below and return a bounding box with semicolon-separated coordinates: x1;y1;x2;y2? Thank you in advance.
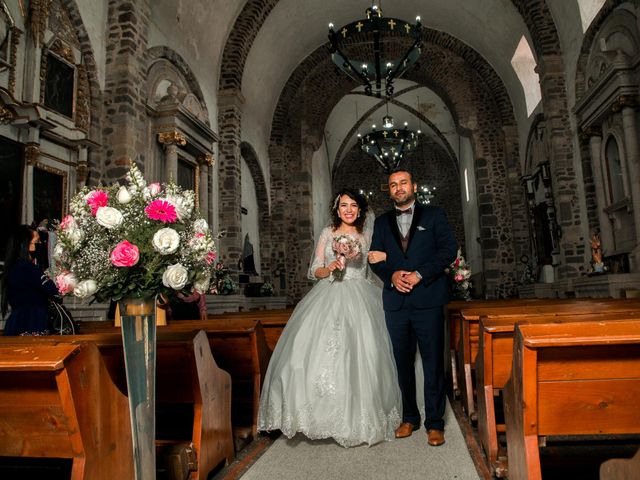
195;232;205;239
454;273;464;282
148;182;161;195
60;215;76;230
205;251;217;265
86;190;109;216
110;240;140;267
55;271;77;295
145;200;177;223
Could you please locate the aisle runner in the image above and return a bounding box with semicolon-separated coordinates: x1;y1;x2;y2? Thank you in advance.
240;399;479;480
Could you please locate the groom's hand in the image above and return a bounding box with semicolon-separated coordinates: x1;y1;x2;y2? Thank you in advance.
392;270;413;293
403;271;421;287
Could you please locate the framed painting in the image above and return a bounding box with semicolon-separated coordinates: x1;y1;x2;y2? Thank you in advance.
44;53;75;118
33;164;66;224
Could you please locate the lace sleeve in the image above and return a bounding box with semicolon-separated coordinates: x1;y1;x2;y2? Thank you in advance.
307;227;331;280
361;210;375;253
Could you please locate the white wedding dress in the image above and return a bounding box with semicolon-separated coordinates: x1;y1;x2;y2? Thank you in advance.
257;226;402;447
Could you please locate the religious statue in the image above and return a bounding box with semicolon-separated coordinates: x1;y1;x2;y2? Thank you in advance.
590;232;604;273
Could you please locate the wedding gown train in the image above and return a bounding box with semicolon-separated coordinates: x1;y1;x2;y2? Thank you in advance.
258;227;401;447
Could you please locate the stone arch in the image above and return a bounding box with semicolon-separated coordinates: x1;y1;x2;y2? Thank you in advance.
269;28;523;299
240;141;271;275
217;0;280;91
509;0;562;57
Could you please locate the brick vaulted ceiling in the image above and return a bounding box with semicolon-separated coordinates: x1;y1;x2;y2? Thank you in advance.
217;0;570;143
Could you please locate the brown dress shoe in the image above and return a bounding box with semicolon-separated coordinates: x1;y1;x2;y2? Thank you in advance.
427;429;445;446
395;422;420;438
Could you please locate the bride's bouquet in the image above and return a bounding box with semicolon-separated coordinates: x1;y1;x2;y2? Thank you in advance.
331;234;362;281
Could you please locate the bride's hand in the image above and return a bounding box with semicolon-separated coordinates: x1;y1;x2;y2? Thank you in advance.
327;260;342;271
368;250;387;264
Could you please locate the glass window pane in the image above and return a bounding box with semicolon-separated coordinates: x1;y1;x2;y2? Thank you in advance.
177;159;195;191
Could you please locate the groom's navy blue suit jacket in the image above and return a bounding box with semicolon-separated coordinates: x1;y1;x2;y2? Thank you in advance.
370;203;458;311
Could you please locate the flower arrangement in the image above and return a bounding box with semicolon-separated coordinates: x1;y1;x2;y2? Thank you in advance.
331;234;362;281
260;282;274;297
52;163;218;303
448;248;472;300
210;262;238;295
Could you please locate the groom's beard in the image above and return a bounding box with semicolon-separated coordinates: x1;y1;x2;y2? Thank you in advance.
393;192;416;208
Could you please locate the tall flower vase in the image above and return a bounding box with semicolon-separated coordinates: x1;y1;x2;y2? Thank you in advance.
118;296;157;480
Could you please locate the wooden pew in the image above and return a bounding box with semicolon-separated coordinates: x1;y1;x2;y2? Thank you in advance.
159;319;273;439
453;298;640;420
503;320;640;480
475;310;640;475
87;329;234;479
79;314;277;438
0;341;134;480
206;308;293;351
1;330;234;480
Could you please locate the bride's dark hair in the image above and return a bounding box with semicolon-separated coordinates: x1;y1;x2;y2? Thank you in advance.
330;189;368;233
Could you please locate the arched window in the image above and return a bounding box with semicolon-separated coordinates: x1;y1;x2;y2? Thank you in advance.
604;136;624;204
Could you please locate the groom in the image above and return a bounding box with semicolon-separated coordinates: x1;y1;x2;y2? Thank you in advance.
369;168;457;446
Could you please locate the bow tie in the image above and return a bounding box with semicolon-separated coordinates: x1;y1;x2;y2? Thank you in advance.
396;208;412;216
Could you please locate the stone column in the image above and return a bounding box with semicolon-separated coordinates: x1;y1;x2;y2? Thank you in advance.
217;88;244;272
537;54;585;278
157;131;185;182
23;143;40;223
198;154;213;220
620;98;640;270
102;0;151;182
586;127;614;252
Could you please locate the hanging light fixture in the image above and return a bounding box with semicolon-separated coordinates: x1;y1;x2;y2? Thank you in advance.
358;103;419;172
328;4;422;98
416;184;436;205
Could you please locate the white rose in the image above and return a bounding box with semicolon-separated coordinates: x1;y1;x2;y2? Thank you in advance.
73;279;98;298
116;186;132;204
96;206;124;229
193;218;209;234
193;274;210;294
66;226;83;246
162;263;189;290
152;228;180;255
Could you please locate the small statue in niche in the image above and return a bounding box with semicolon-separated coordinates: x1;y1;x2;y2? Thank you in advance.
590;231;605;273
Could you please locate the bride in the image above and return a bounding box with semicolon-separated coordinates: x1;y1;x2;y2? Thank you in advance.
258;189;401;447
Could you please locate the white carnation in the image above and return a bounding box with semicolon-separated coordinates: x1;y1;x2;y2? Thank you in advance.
162;263;189;290
116;186;132;204
73;279;98;298
152;228;180;255
96;206;124;229
193;218;209;234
